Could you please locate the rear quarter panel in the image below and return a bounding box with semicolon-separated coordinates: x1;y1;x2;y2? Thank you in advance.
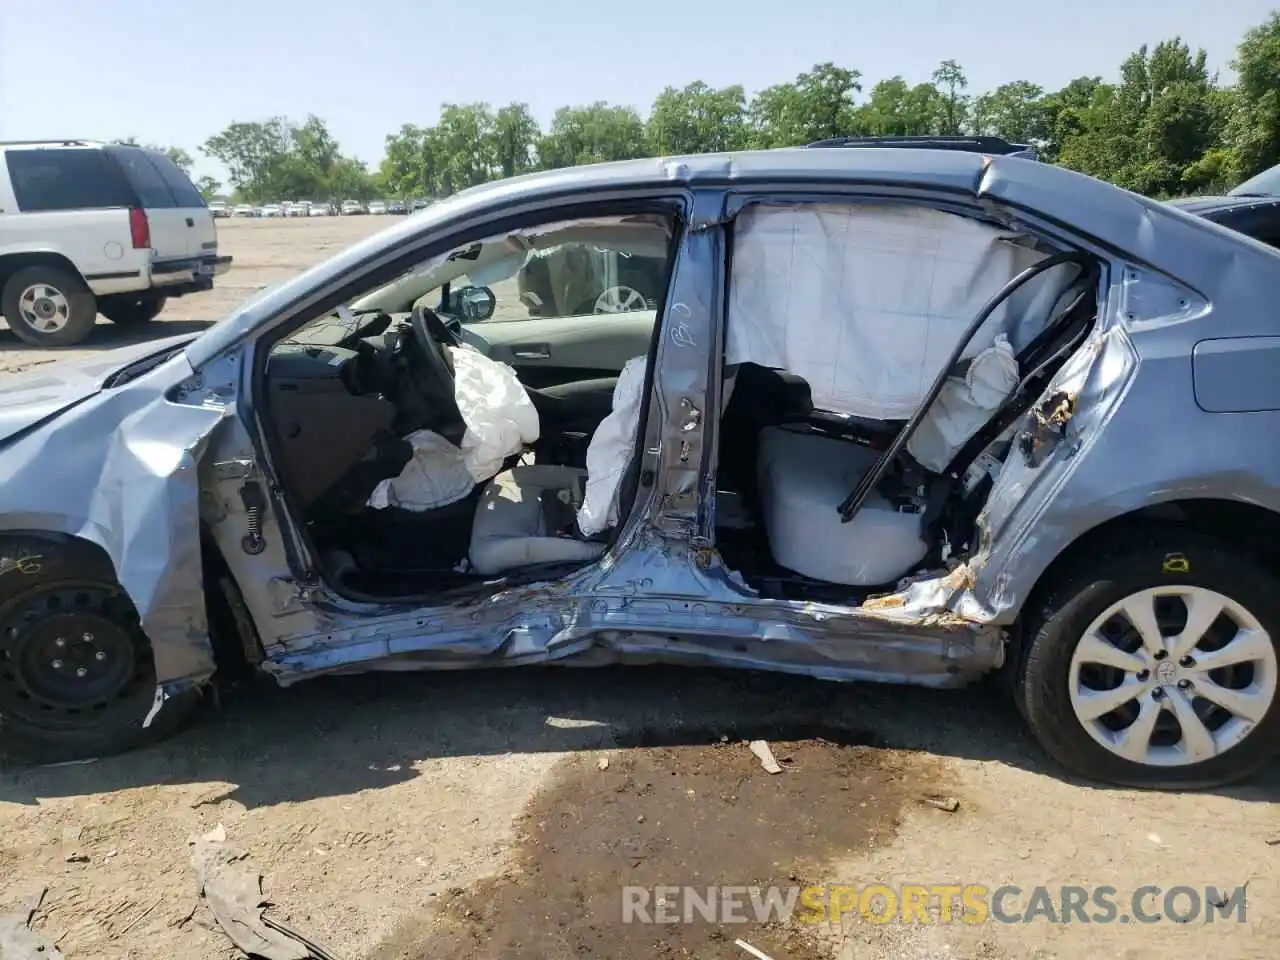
968;233;1280;623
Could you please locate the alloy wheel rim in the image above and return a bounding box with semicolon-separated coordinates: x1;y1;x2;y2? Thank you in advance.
1068;585;1276;766
594;285;648;313
17;283;71;333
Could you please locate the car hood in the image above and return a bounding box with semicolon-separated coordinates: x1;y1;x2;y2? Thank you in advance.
0;333;197;446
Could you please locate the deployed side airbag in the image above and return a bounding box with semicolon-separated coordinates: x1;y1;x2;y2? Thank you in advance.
578;355;647;536
906;335;1020;473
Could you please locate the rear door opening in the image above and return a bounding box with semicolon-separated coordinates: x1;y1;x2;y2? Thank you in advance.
711;199;1104;604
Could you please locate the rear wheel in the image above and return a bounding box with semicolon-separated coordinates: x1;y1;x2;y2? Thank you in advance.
99;293;167;326
1018;531;1280;788
1;264;99;347
0;538;201;762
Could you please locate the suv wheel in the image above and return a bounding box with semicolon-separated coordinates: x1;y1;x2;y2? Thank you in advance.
1019;531;1280;788
0;537;202;762
1;264;99;347
100;293;167;326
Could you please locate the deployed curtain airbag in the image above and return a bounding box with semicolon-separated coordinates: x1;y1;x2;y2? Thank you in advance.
725;203;1047;420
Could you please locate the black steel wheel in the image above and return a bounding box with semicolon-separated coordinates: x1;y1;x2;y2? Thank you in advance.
0;537;203;763
0;584;152;730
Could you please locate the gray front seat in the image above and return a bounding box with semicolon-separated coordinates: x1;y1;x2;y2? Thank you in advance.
468;465;607;574
468;363;738;577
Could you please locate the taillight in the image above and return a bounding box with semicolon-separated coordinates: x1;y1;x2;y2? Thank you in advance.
129;207;151;249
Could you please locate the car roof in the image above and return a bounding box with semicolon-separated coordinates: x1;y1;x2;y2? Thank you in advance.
187;146;1280;368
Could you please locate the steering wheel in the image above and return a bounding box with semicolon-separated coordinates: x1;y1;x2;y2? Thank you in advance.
409;304;461;385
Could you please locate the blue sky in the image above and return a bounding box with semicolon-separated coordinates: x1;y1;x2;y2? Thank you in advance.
1;0;1273;182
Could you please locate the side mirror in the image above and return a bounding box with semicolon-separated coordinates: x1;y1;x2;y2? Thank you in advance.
449;284;497;322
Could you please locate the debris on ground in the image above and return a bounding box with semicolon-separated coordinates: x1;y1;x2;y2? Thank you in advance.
920;795;960;813
189;823;341;960
735;939;778;959
111;896;164;940
0;887;64;960
748;740;783;774
597;756;610;770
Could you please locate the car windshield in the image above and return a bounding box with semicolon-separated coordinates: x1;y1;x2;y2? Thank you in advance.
1229;164;1280;197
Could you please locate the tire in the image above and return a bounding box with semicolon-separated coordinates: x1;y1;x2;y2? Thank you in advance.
0;537;201;763
1;264;99;347
588;283;651;315
1018;530;1280;789
99;293;167;326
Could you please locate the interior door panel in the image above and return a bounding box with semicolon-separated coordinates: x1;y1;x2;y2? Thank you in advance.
461;310;656;387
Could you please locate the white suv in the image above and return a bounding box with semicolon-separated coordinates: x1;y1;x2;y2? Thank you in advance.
0;139;232;347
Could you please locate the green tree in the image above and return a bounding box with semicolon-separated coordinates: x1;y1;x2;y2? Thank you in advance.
971;81;1051;145
327;156;376;202
647;82;749;155
1041;76;1108;163
492;103;540;178
537;103;647;169
201;119;294;200
750;63;863;146
202;117;374;202
856;77;944;136
435;103;498;194
379;124;433;198
1225;11;1280;180
195;175;221;200
932;60;969;135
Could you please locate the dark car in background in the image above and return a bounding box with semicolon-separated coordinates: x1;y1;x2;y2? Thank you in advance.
389;201;407;215
1168;164;1280;248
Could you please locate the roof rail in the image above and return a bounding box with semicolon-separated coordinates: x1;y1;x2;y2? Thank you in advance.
806;135;1037;159
0;139;96;148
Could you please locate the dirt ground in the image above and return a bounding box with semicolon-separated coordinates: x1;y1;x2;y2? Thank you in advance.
1;217;1278;960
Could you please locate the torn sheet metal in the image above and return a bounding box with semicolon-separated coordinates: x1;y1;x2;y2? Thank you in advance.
0;343;228;685
725;202;1048;419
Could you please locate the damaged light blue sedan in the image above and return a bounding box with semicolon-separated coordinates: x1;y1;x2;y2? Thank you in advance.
3;139;1280;789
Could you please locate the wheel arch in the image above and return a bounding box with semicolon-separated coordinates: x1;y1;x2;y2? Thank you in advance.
0;250;87;293
0;528;225;686
1004;497;1280;666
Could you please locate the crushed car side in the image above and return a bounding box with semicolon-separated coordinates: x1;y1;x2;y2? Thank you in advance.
2;150;1279;787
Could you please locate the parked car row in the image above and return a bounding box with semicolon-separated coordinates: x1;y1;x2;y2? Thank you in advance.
220;199;431;219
